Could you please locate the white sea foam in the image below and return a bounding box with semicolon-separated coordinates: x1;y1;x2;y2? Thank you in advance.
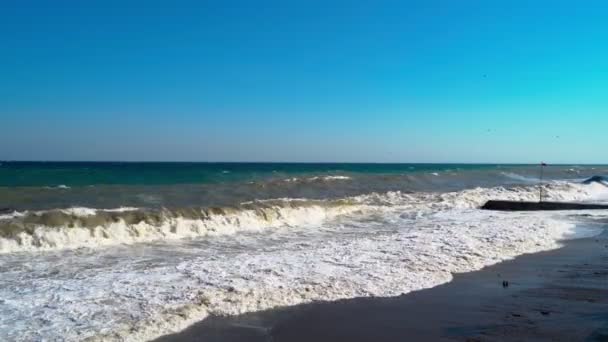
0;203;359;254
284;175;351;182
1;181;605;254
60;207;98;216
0;207;139;223
501;171;539;183
104;206;140;213
1;181;607;341
44;184;71;189
57;206;139;217
0;211;26;220
97;214;577;341
308;175;351;181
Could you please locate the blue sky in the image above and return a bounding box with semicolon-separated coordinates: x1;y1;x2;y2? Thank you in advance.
1;0;607;163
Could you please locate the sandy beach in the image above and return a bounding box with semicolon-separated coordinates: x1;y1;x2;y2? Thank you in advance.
157;226;608;342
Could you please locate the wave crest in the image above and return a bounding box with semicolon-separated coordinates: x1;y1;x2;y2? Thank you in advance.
0;200;360;253
1;181;605;254
3;180;608;342
283;175;352;183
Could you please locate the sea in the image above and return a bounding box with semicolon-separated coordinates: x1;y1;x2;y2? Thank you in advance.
1;162;607;341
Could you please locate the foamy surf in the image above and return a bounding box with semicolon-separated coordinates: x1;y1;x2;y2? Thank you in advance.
0;201;360;254
1;180;607;342
0;181;605;254
501;171;539;183
283;175;352;183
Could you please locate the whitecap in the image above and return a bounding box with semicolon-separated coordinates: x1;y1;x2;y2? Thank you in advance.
500;172;538;183
3;181;606;341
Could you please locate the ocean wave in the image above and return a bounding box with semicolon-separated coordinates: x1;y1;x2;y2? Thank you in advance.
583;175;608;186
1;181;605;254
500;171;539;183
310;175;351;181
2;181;608;341
0;211;26;221
42;184;71;190
0;200;360;254
283;175;352;183
42;201;591;342
59;207;139;217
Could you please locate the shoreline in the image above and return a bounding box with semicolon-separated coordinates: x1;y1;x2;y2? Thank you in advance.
156;228;608;342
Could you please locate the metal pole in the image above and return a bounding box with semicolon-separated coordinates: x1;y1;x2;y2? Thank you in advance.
539;163;544;202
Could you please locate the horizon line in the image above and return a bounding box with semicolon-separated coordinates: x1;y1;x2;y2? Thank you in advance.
1;160;606;166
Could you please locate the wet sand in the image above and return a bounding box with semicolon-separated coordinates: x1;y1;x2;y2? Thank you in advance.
156;229;608;342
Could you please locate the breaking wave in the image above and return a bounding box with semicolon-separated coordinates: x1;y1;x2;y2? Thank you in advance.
583;175;608;186
44;184;71;189
64;181;608;341
283;175;352;183
501;171;539;183
0;200;360;253
2;180;608;342
1;181;605;254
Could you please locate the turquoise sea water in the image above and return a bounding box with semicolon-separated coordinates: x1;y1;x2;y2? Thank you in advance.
0;162;512;187
0;162;605;211
0;161;576;187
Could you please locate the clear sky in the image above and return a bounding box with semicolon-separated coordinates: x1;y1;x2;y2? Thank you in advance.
1;0;607;163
